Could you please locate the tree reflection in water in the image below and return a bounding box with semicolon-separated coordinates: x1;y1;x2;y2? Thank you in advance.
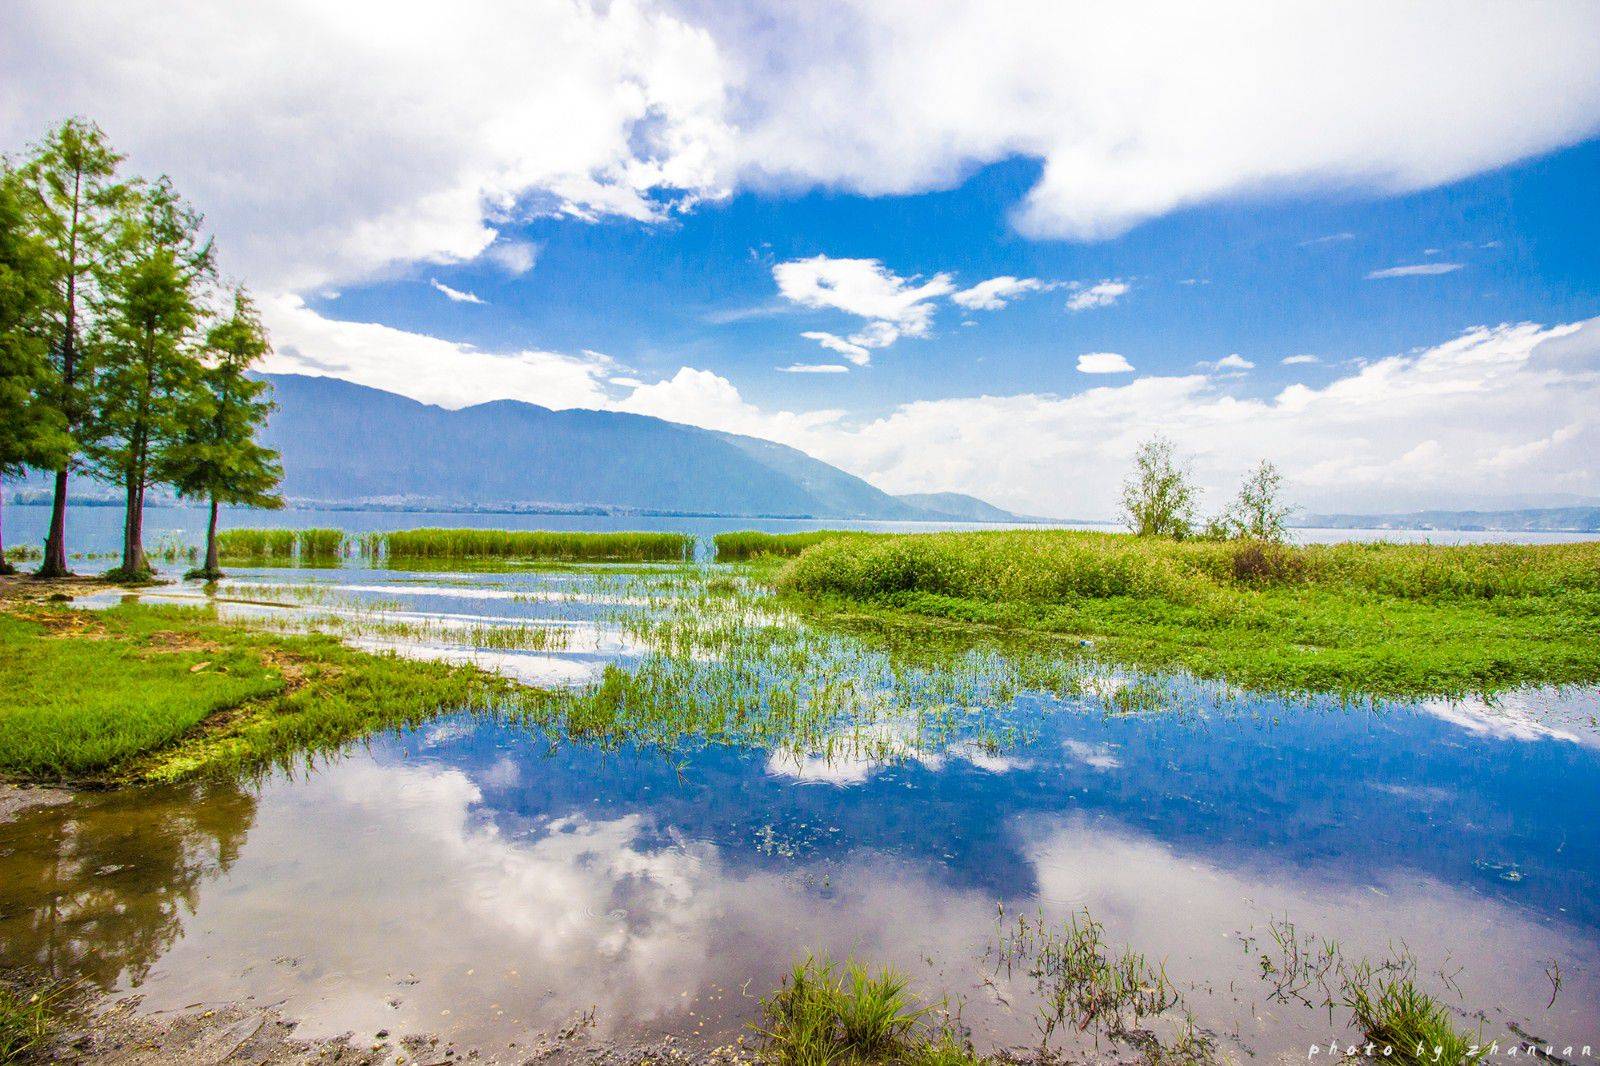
0;780;256;991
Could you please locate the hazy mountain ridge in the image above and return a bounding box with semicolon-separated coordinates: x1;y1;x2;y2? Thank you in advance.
1301;507;1600;533
243;374;1036;521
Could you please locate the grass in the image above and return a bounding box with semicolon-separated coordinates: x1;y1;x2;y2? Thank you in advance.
756;956;980;1066
0;601;539;783
776;530;1600;697
377;528;693;562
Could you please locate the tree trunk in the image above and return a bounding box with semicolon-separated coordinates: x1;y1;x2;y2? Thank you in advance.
0;476;13;577
121;471;148;578
203;495;221;579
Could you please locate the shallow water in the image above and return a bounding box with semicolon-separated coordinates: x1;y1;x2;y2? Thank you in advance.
4;561;1599;1060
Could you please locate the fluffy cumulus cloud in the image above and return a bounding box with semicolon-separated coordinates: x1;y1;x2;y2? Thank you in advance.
951;276;1047;311
0;0;732;290
1076;352;1135;374
775;256;954;365
1065;280;1130;312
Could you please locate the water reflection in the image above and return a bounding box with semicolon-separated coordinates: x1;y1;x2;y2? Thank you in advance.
2;709;1595;1058
0;779;256;991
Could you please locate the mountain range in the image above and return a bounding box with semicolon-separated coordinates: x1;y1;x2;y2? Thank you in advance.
248;374;1036;522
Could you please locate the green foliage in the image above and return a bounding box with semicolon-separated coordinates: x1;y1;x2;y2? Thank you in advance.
296;527;345;557
777;530;1600;696
378;527;693;562
0;168;67;479
757;956;974;1066
1121;436;1198;538
161;287;283;577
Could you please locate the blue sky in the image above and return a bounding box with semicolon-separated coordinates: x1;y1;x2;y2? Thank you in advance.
321;142;1600;419
6;1;1600;516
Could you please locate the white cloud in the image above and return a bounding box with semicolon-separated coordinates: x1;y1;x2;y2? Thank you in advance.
800;331;872;366
774;256;953;338
259;294;615;410
613;367;844;440
1204;353;1256;372
720;2;1600;241
1065;280;1129;312
0;1;732;290
1281;354;1320;365
481;239;541;276
1367;263;1465;279
779;363;850;374
431;279;486;304
1076;352;1135;374
5;2;1599;295
1300;232;1357;247
950;276;1046;311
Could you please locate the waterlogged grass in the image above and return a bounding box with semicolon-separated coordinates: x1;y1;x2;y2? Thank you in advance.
0;602;537;783
379;527;693;562
777;531;1600;697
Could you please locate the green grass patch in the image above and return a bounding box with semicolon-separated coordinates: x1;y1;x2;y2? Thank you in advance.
0;602;537;784
378;527;693;562
216;527;296;559
0;974;68;1064
756;956;981;1066
776;531;1600;697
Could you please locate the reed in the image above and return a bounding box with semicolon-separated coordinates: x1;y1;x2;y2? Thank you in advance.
378;527;693;562
295;528;346;558
216;527;296;559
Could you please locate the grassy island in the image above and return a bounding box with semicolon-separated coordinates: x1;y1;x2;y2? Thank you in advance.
773;530;1600;698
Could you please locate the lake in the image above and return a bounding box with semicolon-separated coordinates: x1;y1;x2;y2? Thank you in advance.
1;551;1596;1061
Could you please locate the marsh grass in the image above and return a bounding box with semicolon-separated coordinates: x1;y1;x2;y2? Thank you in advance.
1344;966;1483;1066
216;527;296;559
715;530;867;560
378;528;693;562
778;531;1600;696
756;957;979;1066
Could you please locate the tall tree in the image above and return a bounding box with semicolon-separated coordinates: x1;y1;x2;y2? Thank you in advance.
86;177;214;580
162;289;283;580
0;168;67;574
15;120;128;577
1120;436;1198;538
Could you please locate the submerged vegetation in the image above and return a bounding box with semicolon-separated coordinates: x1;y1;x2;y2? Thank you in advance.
776;530;1600;696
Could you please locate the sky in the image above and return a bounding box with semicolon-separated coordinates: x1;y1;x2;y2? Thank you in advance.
4;0;1600;518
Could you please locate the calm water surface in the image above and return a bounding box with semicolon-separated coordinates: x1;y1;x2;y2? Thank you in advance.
1;512;1598;1060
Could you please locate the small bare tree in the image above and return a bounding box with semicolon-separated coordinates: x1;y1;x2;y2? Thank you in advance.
1120;436;1197;538
1214;459;1294;542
